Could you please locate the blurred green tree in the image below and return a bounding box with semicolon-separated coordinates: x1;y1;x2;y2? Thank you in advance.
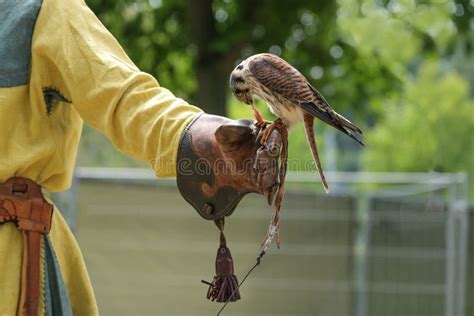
79;0;473;189
81;0;340;168
363;60;474;178
85;0;338;116
334;0;474;192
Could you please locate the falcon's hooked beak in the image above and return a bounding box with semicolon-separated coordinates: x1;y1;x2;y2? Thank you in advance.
232;88;252;106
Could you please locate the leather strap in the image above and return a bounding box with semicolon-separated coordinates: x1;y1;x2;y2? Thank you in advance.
20;231;42;316
0;177;54;316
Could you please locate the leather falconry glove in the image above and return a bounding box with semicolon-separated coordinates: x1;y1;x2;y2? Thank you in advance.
176;113;283;303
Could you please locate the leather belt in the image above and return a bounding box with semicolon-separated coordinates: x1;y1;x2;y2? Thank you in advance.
0;177;54;316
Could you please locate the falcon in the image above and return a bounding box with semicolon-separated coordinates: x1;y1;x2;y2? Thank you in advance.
230;53;364;193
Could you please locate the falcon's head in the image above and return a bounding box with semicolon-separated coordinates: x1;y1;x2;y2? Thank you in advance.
229;63;252;105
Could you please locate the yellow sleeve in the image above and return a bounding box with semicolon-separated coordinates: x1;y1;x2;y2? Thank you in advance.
32;0;203;177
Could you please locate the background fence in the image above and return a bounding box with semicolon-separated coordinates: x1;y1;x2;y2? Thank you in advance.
52;169;471;316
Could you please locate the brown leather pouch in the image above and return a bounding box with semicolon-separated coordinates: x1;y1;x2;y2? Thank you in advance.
0;177;54;316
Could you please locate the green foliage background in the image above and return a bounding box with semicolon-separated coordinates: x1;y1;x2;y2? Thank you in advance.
78;0;474;196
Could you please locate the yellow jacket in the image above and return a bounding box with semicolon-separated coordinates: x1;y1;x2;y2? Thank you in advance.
0;0;202;314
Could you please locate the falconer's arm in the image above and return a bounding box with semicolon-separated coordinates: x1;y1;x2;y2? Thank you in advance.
33;0;202;177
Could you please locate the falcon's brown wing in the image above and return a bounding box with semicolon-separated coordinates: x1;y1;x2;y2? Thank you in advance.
248;53;316;105
248;53;364;145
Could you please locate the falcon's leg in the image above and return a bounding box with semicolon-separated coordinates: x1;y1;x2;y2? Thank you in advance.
251;104;271;129
260;121;288;250
259;118;286;145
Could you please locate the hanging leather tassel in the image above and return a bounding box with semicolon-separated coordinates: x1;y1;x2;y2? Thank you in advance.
201;218;241;303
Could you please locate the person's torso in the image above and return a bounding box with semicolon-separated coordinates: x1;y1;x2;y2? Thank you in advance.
0;0;83;191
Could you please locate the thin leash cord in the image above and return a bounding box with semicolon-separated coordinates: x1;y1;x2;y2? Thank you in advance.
216;250;267;316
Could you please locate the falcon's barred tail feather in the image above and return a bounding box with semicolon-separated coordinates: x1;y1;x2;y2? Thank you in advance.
300;101;365;146
335;112;365;147
303;113;329;193
335;112;363;134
